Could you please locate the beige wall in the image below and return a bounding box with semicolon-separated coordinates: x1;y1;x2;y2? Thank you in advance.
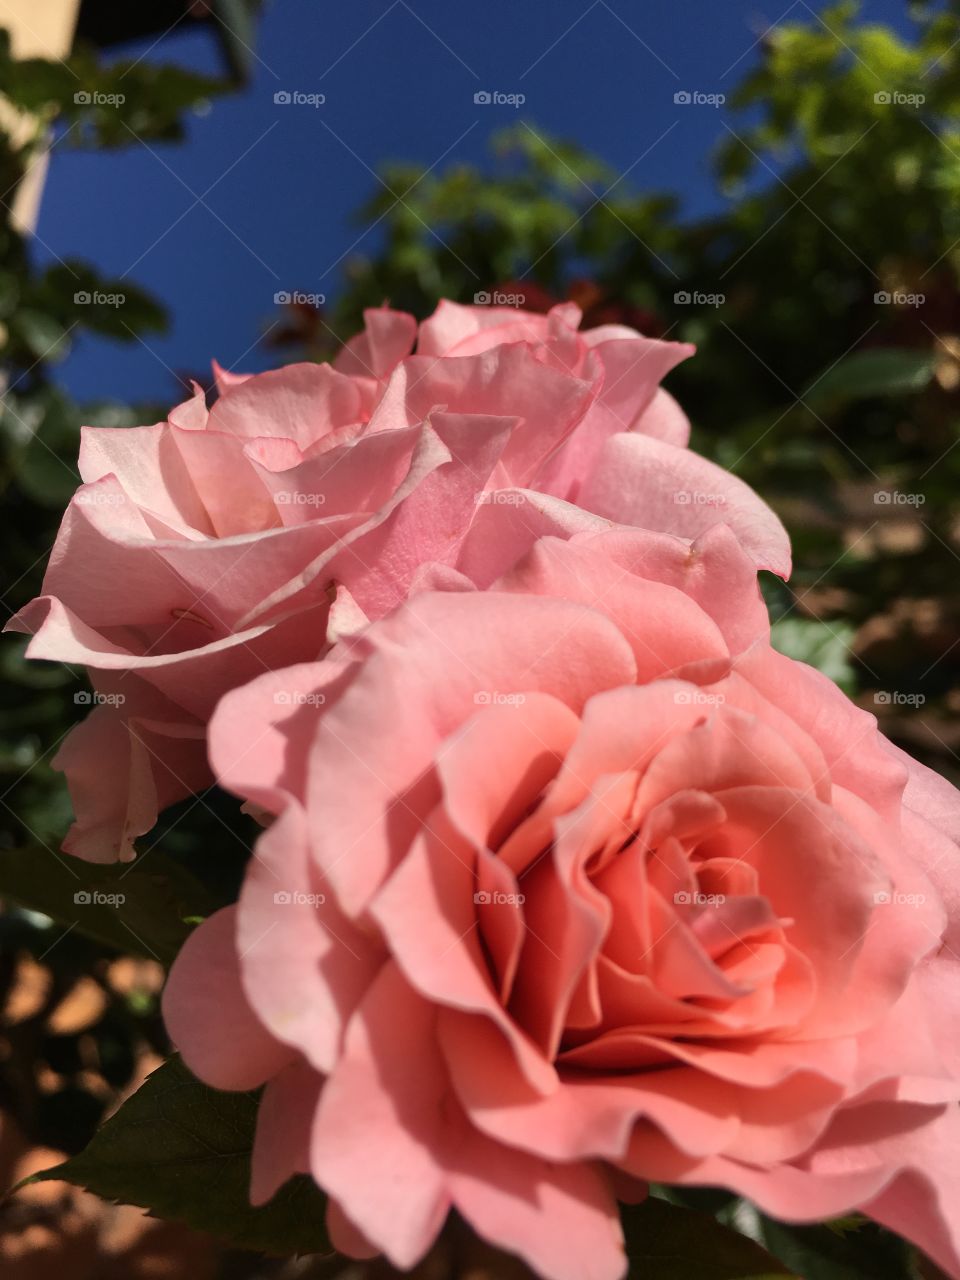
2;0;80;56
1;0;82;231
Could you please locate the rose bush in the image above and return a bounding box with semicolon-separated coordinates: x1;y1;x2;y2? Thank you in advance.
8;301;788;862
163;524;960;1280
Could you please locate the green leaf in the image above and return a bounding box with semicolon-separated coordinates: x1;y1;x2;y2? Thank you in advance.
29;1056;332;1257
824;1214;868;1237
0;267;20;318
759;1215;915;1280
770;617;856;692
0;845;216;964
38;262;167;339
804;348;937;409
9;385;80;507
622;1196;796;1278
12;308;71;362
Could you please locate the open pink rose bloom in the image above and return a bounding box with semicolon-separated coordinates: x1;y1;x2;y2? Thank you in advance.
14;300;960;1279
160;521;960;1280
8;300;787;861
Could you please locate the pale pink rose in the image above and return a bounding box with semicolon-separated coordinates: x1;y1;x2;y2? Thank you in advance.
357;298;766;520
8;302;787;861
163;524;960;1280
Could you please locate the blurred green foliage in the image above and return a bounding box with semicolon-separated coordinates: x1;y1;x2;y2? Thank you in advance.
0;22;251;1164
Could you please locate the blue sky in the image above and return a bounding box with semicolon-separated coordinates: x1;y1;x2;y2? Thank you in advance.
35;0;913;404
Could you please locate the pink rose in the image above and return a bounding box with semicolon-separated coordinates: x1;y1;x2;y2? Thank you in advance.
9;301;787;860
163;525;960;1280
